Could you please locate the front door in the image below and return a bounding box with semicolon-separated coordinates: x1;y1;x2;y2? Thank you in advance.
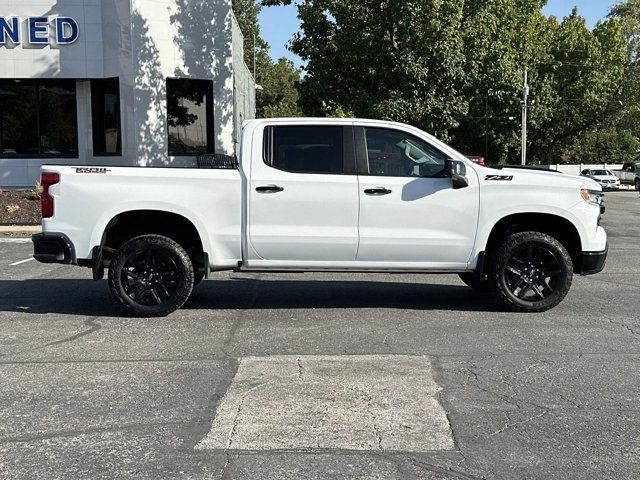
356;126;479;269
246;124;360;266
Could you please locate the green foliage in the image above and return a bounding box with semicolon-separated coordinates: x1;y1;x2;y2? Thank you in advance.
233;0;302;118
569;128;640;164
264;0;638;164
289;0;470;139
257;58;303;117
610;0;640;65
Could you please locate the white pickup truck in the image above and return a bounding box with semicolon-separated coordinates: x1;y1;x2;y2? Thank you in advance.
33;118;608;316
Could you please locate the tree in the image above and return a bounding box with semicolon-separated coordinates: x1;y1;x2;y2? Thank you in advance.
268;0;633;164
256;58;302;117
232;0;302;118
610;0;640;65
526;11;628;164
287;0;469;139
608;0;640;159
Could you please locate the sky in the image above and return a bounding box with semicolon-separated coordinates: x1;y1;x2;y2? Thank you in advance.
259;0;618;68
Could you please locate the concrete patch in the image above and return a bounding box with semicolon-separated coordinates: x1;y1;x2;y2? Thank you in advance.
196;355;454;453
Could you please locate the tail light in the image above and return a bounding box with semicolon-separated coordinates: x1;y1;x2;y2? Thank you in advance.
40;172;60;219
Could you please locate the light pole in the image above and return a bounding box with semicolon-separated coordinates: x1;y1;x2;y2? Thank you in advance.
485;92;489;163
521;69;529;166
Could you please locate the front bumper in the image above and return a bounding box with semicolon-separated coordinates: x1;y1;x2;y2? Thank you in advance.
580;244;608;275
32;233;75;264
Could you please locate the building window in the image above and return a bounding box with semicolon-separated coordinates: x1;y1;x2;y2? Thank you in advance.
264;126;344;174
166;79;213;156
0;80;78;157
91;78;122;155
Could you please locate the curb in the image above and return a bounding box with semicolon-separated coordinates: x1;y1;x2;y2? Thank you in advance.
0;225;41;235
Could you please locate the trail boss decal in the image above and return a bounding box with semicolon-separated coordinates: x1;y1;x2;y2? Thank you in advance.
485;175;514;181
76;168;111;174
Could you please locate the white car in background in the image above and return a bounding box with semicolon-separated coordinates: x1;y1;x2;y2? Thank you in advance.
581;169;621;191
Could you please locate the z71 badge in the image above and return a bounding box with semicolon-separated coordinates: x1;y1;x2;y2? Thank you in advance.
76;167;111;174
485;175;513;181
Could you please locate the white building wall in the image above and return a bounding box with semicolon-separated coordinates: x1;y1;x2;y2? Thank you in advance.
130;0;236;167
231;13;256;154
0;0;253;186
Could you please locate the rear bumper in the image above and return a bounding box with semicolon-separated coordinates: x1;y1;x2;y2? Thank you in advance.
32;233;75;264
580;244;608;275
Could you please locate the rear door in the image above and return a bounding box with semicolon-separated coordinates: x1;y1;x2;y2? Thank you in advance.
246;123;359;266
355;125;479;268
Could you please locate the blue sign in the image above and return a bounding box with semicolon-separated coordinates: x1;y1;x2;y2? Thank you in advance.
0;16;79;45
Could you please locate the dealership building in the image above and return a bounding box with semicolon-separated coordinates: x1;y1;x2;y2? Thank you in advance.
0;0;255;187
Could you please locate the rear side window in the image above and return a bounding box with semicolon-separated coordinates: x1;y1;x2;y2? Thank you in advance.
264;126;344;174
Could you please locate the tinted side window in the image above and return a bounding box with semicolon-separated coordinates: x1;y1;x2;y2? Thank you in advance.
266;126;344;174
364;128;446;177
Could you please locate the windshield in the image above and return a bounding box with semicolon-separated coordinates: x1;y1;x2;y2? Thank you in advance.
593;170;612;176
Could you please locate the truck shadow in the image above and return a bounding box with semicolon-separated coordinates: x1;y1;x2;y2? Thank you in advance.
0;277;502;316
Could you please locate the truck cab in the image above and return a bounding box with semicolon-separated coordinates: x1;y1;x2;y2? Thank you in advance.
33;118;608;316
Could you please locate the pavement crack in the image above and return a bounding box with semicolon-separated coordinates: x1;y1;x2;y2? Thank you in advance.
363;390;383;451
296;357;304;380
218;452;237;480
226;381;267;450
489;410;549;437
608;318;640;340
45;317;101;347
408;457;485;480
466;364;546;411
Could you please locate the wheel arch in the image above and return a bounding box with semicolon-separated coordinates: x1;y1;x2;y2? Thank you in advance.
480;212;584;274
95;209;209;275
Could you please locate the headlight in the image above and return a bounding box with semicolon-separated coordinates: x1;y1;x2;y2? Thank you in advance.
581;189;604;206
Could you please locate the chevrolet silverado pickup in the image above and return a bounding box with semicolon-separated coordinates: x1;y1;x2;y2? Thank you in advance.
32;118;608;316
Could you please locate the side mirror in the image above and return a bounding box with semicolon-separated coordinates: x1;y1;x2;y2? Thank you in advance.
444;159;469;190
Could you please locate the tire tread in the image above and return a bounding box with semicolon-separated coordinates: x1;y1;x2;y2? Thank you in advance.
489;231;573;313
108;234;194;317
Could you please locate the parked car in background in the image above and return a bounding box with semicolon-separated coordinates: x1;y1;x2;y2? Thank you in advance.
581;169;621;191
613;161;640;190
467;156;486;166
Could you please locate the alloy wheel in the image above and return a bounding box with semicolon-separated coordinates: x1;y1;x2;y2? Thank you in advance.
121;248;180;306
503;243;563;301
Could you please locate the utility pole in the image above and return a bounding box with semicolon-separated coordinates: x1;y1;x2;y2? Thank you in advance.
485;92;489;164
521;69;529;166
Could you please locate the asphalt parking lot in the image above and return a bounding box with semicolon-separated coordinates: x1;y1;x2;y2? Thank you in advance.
0;192;638;480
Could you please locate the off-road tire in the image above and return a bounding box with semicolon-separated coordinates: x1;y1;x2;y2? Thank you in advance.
108;235;194;317
489;231;573;313
458;272;491;292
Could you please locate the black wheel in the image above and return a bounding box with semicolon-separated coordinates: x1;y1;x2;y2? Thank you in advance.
635;178;640;191
458;272;491;292
108;235;194;317
489;232;573;312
